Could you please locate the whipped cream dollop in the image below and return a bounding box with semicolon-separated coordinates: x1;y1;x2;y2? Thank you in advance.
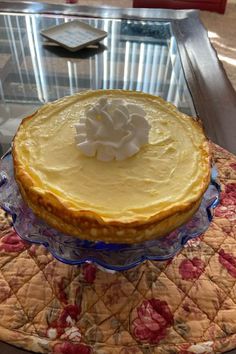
74;97;150;161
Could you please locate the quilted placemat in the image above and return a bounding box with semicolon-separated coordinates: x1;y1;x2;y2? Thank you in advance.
0;142;236;354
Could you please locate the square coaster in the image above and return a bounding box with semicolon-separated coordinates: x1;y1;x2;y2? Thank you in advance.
41;20;107;52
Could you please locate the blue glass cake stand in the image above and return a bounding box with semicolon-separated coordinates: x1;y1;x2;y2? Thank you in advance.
0;152;220;271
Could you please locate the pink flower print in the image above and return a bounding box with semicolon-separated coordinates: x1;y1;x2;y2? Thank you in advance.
230;163;236;171
132;298;173;343
82;263;97;283
47;304;81;339
57;277;69;305
215;205;235;219
179;257;205;280
60;304;81;323
215;183;236;220
179;341;213;353
219;249;236;278
61;326;81;342
0;231;27;253
53;342;92;354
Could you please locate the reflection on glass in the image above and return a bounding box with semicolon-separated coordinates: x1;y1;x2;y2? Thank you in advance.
0;13;196;155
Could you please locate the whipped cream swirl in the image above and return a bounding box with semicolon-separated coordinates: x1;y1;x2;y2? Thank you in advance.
74;97;150;161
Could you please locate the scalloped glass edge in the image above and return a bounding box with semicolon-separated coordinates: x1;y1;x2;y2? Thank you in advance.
0;151;220;271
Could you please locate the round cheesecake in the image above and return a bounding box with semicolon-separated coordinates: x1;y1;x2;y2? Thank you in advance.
12;90;210;244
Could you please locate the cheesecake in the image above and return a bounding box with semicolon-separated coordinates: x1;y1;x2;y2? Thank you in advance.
12;90;210;244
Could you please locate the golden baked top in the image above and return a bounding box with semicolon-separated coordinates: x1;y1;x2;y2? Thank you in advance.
12;90;210;242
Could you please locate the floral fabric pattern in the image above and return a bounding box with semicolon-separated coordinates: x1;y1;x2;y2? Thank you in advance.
215;182;236;220
218;249;236;278
179;257;205;280
82;263;97;283
132;299;173;343
0;231;27;253
0;142;235;354
53;342;92;354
